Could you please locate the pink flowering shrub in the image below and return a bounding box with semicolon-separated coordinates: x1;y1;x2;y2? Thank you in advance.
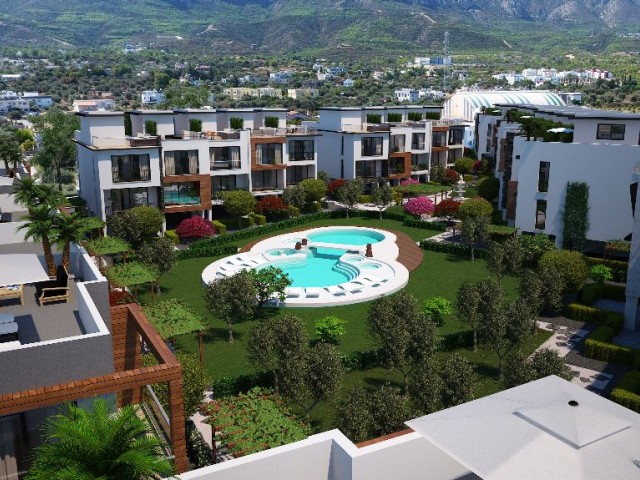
400;178;419;186
176;216;215;241
404;195;435;217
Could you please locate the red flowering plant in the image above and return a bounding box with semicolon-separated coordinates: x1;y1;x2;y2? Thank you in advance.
404;195;435;217
176;216;215;242
255;196;289;218
399;178;419;186
433;198;460;220
440;169;461;186
327;179;346;198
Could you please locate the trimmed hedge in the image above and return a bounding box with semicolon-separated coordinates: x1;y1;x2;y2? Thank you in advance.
610;371;640;413
564;303;624;332
165;230;179;245
583;326;638;368
177;244;239;260
240;216;255;229
585;257;627;283
211;220;227;235
487;224;517;242
212;371;274;398
419;239;488;259
403;219;448;232
579;283;626;306
250;213;267;226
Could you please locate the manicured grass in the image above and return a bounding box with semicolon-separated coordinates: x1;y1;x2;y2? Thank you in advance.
139;216;551;433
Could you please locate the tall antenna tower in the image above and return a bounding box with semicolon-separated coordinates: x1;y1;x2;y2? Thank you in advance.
443;31;451;92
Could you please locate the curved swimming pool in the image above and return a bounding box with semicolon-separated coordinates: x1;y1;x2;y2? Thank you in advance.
306;228;385;246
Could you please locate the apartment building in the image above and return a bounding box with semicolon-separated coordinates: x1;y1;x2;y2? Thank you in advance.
74;108;319;226
0;199;187;477
312;106;466;186
478;105;640;247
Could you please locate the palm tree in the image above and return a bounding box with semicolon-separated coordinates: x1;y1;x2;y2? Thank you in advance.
17;206;57;277
53;213;93;271
13;178;65;213
26;399;173;480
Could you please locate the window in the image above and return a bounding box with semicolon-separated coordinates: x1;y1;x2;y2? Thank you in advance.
411;133;425;150
111;154;150;183
538;161;550;192
252;170;280;190
109;188;148;213
432;132;447;147
288;140;314;161
361;137;383;156
449;129;464;145
164;150;198;175
391;135;405;152
356;161;376;178
210;146;241;170
256;143;282;165
164;182;200;205
211;175;237;194
287;165;313;185
597;123;625;140
535;200;547;230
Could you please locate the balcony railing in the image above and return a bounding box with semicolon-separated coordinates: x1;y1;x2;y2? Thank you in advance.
411;142;426;150
251;126;317;137
210;160;242;170
289;153;315;161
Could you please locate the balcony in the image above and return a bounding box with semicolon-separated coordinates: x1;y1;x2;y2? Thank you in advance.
211;160;241;170
289;152;315;162
106;202;158;216
252;126;318;137
411;142;426;150
366;124;391;133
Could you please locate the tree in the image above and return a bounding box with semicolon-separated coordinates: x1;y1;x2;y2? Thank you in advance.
423;296;452;327
453;157;475;175
13;177;65;213
477;176;500;201
282;184;306;211
255;196;289;219
456;279;502;352
504;349;572;388
136;237;177;276
457;197;493;219
31;108;80;190
460;215;489;261
108;206;164;249
519;267;565;315
440;354;476;407
299;178;327;205
486;238;524;282
223;190;256;227
205;270;256;342
409;358;444;414
18;206;57;277
336;178;363;218
0;129;21;175
315;316;347;344
52;213;94;271
517;233;556;268
26;399;173;480
249;266;291;307
158;80;210;108
247;314;308;392
368;292;437;392
175;216;215;242
335;387;374;442
371;184;393;219
433;198;460;219
482;298;535;380
539;249;588;291
404;195;435;217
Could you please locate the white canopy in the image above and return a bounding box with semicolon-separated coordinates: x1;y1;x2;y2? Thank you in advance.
406;376;640;480
0;254;51;287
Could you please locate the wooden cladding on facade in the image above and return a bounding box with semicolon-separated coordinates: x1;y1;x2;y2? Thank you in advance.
389;151;412;179
161;173;211;213
506;181;518;220
250;136;287;170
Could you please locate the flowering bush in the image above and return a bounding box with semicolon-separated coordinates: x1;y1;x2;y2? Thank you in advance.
473;160;483;172
404;195;435;217
255;196;289;217
400;178;419;186
433;199;460;219
442;169;461;186
327;179;346;197
176;216;215;241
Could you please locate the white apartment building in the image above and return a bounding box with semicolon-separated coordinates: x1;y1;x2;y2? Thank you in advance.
625;167;640;331
395;89;419;103
74;108;318;226
141;89;166;107
478;105;640;248
287;88;320;100
0;90;53;113
72;99;116;113
312;106;449;187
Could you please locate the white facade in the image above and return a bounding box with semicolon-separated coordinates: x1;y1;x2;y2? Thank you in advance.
395;89;419;103
287;88;319;100
625;168;640;331
141;89;166;106
72;99;115;112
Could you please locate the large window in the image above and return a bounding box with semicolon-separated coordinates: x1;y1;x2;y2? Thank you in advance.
163;182;200;205
597;123;625;140
287;165;313;185
111;154;150;183
432;132;447;147
252;170;280;190
449;129;464;145
256;143;283;165
356;160;388;177
411;133;426;150
164;150;199;175
538;161;550;192
210;146;241;170
391;134;405;152
535;200;547;230
361;137;383;156
109;188;148;214
288;140;314;161
211;175;237;194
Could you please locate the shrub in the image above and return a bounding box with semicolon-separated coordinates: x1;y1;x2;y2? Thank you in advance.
585;257;627;283
264;116;279;128
255;196;289;218
229;117;244;130
562;182;590;251
579;283;626;306
610;372;640;413
423;297;452;327
458;197;493;219
366;113;382;124
299;178;327;203
425;111;440;120
250;213;267;225
441;169;460;186
518;234;556;268
539;250;588;291
408;112;423;121
400;178;419;186
583;327;637;367
144;120;157;135
176;216;215;241
453;157;475;175
109;289;136;306
240;216;255;229
165;229;179;245
189;118;202;132
589;264;613;283
433;199;460;219
359;194;373;204
404;196;435;217
564;303;623;332
211;220;227;235
477;176;500;201
387;113;402;122
327;179;346;197
420;239;488;259
315;316;347;344
223;190;256;218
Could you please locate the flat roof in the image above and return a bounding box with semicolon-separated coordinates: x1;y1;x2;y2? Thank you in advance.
407;376;640;480
495;104;640;121
319;106;443;111
75;111;124;117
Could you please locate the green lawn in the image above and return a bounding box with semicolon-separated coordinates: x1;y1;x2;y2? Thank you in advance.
139;216;551;432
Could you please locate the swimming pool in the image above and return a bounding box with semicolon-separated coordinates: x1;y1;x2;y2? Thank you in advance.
262;248;357;287
307;228;385;246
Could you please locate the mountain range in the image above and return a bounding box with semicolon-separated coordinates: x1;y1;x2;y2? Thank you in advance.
0;0;639;56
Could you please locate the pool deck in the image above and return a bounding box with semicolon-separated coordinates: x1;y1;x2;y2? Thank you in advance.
240;226;424;273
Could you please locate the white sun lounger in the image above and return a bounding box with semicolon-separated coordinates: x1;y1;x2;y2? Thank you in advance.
324;285;347;296
342;282;364;293
286;287;304;299
362;275;389;284
305;287;321;298
358;277;383;287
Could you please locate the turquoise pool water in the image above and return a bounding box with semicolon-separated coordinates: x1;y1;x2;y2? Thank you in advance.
266;247;356;287
307;228;385;246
